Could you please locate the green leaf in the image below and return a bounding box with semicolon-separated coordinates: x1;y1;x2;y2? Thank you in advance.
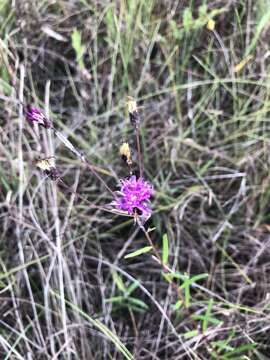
162;233;169;265
184;330;198;339
127;297;149;310
173;300;183;310
224;343;257;358
178;273;208;308
105;6;116;44
199;4;207;17
71;28;85;69
169;19;183;40
192;315;222;326
246;4;270;55
163;272;188;281
183;8;193;31
1;66;11;96
184;282;190;308
126;281;139;296
179;273;209;289
124;246;153;259
112;271;126;293
203;298;214;332
162;272;173;284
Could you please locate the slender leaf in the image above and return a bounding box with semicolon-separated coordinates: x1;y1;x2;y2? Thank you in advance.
112;271;126;293
184;330;198;339
203;298;214;332
52;291;134;360
124;246;153;259
162;233;169;265
71;28;85;69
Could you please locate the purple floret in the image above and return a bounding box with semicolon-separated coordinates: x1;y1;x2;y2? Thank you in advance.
113;176;154;222
26;107;52;129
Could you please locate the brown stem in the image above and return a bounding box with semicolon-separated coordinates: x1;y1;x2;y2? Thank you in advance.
83;158;116;198
135;125;143;178
56;178;119;215
53;128;116;198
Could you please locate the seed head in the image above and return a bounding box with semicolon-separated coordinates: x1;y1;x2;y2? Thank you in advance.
26;107;52;129
127;96;140;127
35;157;55;171
35;157;59;180
119;142;132;165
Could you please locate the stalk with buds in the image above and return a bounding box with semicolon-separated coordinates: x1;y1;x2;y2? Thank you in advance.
24;97;186;309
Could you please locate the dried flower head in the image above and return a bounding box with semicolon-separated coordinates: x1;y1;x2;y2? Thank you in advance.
26;107;52;129
127;96;140;126
35;157;59;180
119;142;132;165
113;175;154;223
35;157;56;171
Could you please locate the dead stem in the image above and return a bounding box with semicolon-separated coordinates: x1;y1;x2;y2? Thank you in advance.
53;128;116;198
135;125;143;177
56;178;120;216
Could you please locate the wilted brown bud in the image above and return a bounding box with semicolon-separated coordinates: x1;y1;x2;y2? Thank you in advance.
120;142;132;166
127;96;140;126
45;168;60;180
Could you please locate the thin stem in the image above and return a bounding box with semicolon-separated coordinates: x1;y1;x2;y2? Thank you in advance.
135;125;143;177
139;223;185;306
53;128;116;198
83;158;116;198
56;178;119;215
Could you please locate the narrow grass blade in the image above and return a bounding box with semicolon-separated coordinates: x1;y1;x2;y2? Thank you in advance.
162;233;169;265
124;246;152;259
52;291;134;360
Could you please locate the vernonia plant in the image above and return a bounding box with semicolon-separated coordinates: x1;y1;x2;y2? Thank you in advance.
25;97;186;306
25;98;155;225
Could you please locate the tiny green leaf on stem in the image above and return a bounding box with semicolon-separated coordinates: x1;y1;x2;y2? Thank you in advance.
184;330;199;339
71;28;85;69
203;298;214;332
124;246;153;259
173;300;183;310
112;271;126;293
162;233;169;265
127;297;149;310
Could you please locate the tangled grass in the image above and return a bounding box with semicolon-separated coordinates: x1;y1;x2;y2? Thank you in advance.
1;0;270;359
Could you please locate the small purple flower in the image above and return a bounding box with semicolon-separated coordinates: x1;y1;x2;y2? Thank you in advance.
26;107;52;129
113;176;154;223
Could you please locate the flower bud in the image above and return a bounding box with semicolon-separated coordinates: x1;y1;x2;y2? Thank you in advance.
26;107;52;129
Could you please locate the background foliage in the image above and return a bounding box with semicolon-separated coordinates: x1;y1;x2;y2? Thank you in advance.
1;0;270;359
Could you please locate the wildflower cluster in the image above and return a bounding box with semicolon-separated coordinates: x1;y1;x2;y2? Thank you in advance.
24;97;154;223
113;176;154;222
113;97;154;223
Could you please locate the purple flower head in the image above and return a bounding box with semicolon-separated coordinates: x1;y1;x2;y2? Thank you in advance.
26;107;52;129
113;176;154;223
